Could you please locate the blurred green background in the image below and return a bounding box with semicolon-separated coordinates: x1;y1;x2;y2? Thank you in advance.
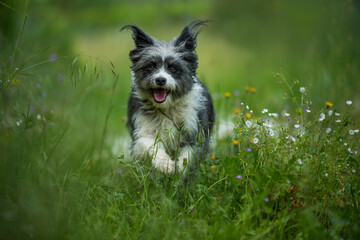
2;0;360;110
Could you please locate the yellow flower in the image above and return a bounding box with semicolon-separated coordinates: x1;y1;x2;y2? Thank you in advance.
210;165;216;171
325;101;334;108
233;140;239;145
225;92;231;98
245;86;250;92
250;88;256;93
250;137;254;143
211;154;216;160
11;79;20;85
234;108;241;114
245;113;252;119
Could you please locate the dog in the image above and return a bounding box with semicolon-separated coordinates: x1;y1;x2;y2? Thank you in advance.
122;20;215;178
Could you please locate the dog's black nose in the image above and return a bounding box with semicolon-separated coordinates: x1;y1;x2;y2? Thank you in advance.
155;77;167;86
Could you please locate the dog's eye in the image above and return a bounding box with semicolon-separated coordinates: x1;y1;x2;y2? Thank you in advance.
147;64;156;71
168;66;177;73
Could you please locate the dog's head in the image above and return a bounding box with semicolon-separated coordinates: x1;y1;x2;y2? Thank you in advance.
122;20;208;108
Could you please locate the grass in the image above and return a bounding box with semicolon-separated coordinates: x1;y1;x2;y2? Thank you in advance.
1;1;360;239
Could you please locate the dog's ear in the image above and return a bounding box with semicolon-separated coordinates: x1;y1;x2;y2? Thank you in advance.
175;20;209;52
121;25;154;49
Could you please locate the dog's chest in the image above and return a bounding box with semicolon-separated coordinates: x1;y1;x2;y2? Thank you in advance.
135;104;199;149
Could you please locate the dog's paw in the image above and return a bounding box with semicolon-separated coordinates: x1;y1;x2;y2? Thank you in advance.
152;152;175;174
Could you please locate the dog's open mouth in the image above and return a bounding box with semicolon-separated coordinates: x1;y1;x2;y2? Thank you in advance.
152;88;170;103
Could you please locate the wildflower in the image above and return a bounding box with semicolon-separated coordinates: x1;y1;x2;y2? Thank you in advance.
325;173;328;177
246;105;249;109
210;165;216;171
49;53;57;62
245;113;252;119
264;198;269;202
349;130;354;135
325;101;333;108
297;159;303;165
285;113;290;117
348;148;353;153
250;88;256;93
346;100;352;105
234;108;241;114
37;114;41;120
15;67;19;72
354;129;359;133
245;86;250;92
290;136;296;142
236;175;242;179
268;113;278;118
30;106;35;113
262;109;268;114
306;109;311;113
344;143;347;146
36;83;40;88
233;140;239;145
352;169;356;173
294;123;300;129
225;92;231;98
319;113;325;121
250;110;253;113
268;129;275;137
211;154;216;160
247;148;252;152
300;87;305;93
245;120;252;128
336;120;341;123
335;112;340;116
117;169;123;174
252;137;259;144
328;110;333;116
326;128;331;133
11;79;20;85
16;120;22;126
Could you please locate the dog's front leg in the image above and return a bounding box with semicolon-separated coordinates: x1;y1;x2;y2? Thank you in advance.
132;137;175;174
176;145;196;174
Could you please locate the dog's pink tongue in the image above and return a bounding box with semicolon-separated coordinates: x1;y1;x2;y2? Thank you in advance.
153;89;167;103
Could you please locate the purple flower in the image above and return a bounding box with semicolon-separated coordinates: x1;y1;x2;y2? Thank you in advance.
15;68;19;72
287;117;293;124
49;53;57;62
9;55;13;60
264;198;269;202
57;73;64;82
42;91;46;98
181;221;185;225
247;148;252;152
30;106;35;113
236;175;242;179
117;169;123;174
36;83;40;88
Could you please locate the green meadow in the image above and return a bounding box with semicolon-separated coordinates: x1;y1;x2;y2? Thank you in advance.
1;0;359;239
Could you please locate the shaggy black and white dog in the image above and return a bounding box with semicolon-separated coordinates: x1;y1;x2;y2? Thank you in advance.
122;20;215;177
